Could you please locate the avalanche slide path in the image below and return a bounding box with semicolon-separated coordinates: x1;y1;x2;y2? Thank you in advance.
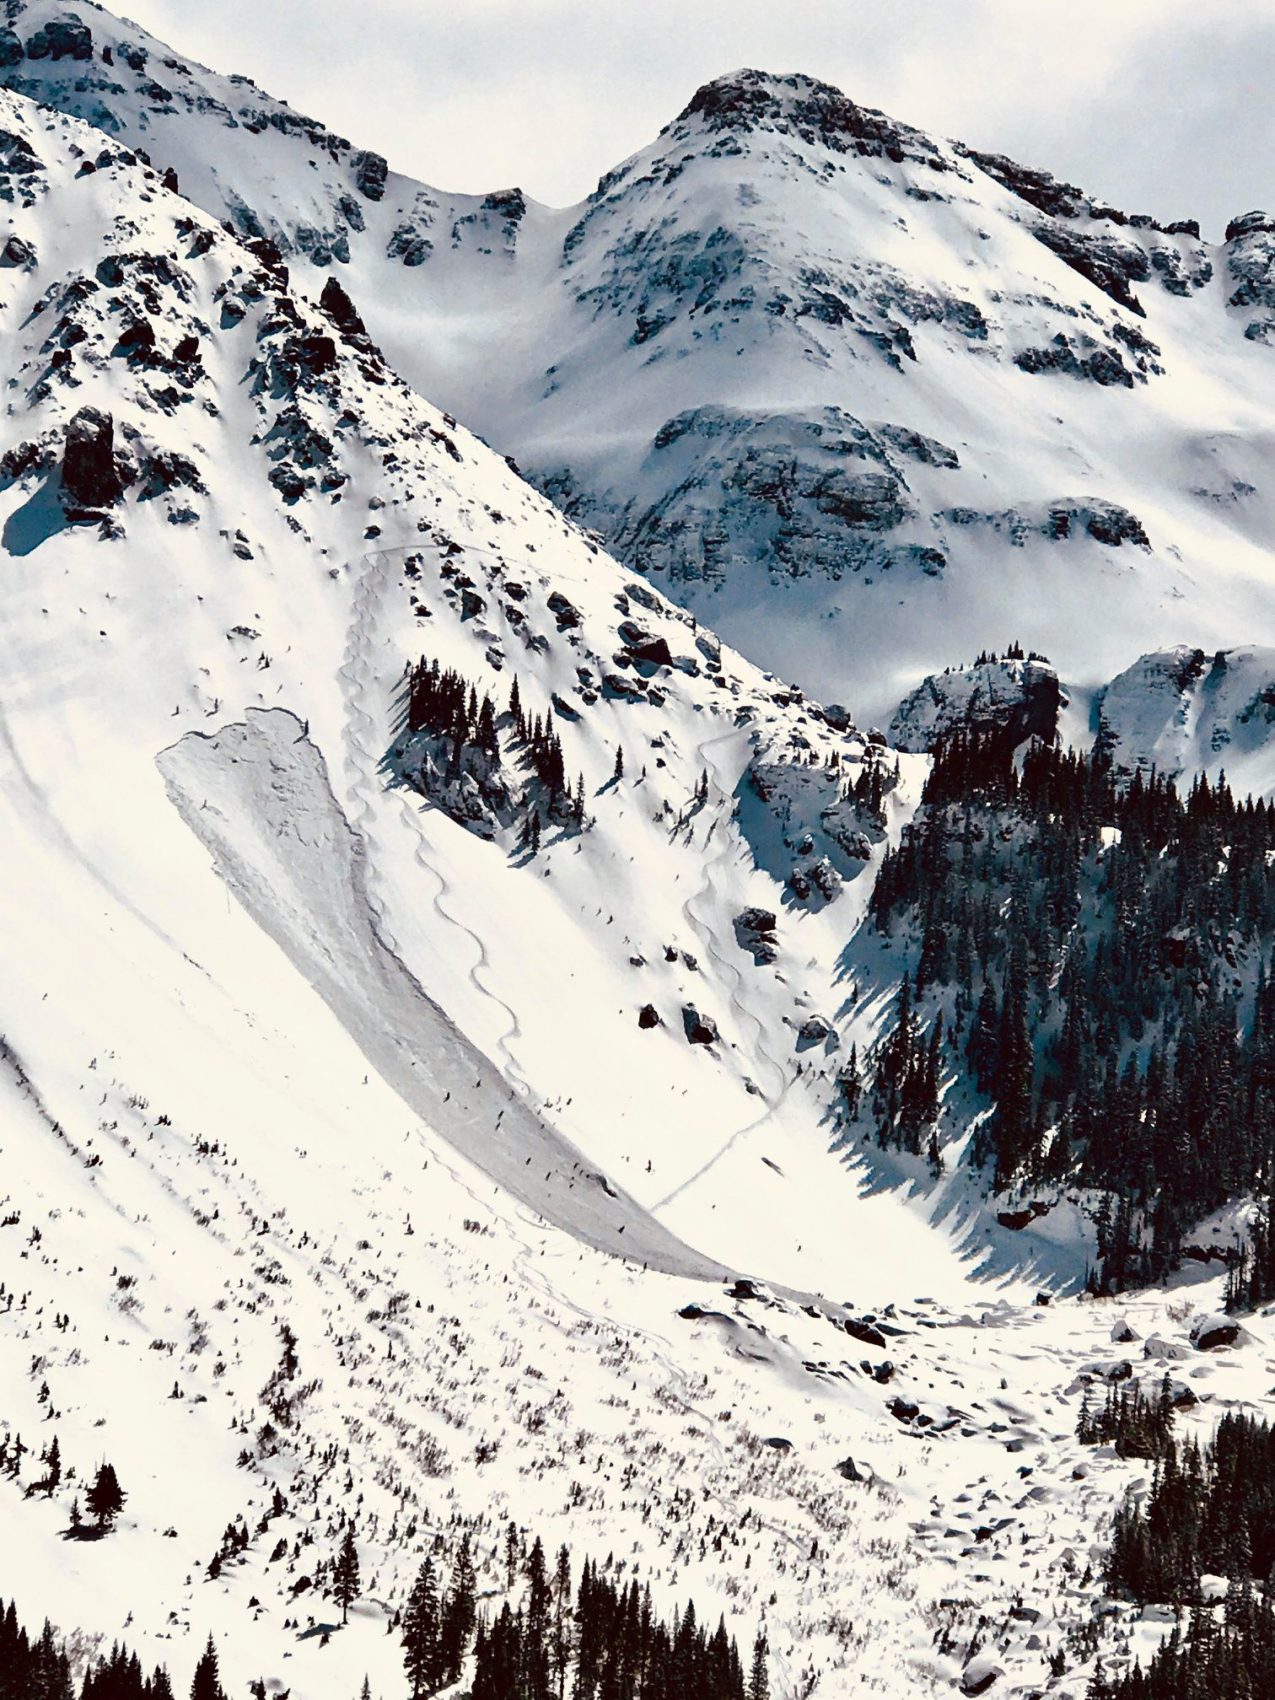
158;707;728;1280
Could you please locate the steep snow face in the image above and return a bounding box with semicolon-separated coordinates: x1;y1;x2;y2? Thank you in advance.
5;38;1275;1700
5;15;1274;726
0;75;962;1303
0;75;1193;1700
1097;645;1275;794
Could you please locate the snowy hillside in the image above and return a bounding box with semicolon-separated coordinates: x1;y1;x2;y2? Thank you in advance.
4;4;1273;722
1095;644;1275;795
4;10;1275;1700
0;70;1103;1700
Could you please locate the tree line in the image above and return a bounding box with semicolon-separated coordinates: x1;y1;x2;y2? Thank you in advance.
402;658;586;845
865;727;1275;1291
398;1519;766;1700
1087;1409;1275;1697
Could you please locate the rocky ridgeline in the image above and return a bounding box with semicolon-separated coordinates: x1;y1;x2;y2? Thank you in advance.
1096;644;1275;784
888;651;1066;754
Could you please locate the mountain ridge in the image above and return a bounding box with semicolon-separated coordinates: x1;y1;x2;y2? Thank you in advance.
3;2;1272;721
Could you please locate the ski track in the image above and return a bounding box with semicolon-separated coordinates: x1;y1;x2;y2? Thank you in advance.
343;545;530;1091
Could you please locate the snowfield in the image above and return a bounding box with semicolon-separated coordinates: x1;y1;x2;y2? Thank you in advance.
0;7;1273;1699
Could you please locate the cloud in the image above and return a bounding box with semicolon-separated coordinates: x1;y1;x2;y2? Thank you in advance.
117;0;1274;229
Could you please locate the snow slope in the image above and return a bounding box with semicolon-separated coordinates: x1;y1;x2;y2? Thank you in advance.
3;19;1275;1700
4;4;1273;723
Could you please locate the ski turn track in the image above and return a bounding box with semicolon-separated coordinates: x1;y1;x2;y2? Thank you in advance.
341;545;530;1090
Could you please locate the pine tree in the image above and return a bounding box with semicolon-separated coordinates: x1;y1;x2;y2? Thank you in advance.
190;1638;224;1700
439;1535;477;1684
333;1524;361;1625
86;1462;125;1530
402;1556;440;1698
748;1633;769;1700
613;745;624;782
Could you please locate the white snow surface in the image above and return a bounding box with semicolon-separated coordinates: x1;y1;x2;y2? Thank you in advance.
0;19;1274;1700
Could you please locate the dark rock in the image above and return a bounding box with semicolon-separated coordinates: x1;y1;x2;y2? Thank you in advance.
482;187;526;225
137;450;204;501
834;1456;868;1482
1032;223;1150;315
1225;210;1274;244
547;591;581;630
637;1003;662;1030
796;1014;835;1049
1015;332;1134;388
997;1209;1034;1231
0;233;34;268
0;127;42;182
733;906;778;965
62;407;122;508
959;1653;1003;1696
1192;1317;1241;1352
319;275;369;341
682;1006;718;1046
0;439;48;482
1181;1242;1240;1267
116;317;156;357
844;1317;887;1350
353;149;388;202
0;28;24;68
762;1436;792;1451
680;70;943;170
26;18;93;61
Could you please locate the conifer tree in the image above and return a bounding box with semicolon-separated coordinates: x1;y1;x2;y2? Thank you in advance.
333;1524;361;1625
190;1638;224;1700
86;1461;125;1530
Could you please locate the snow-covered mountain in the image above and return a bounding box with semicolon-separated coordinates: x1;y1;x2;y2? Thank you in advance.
3;9;1275;1700
1095;644;1275;794
0;62;1095;1700
3;2;1273;724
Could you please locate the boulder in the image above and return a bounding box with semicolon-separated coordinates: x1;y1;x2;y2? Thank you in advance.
1142;1334;1191;1362
618;622;673;667
796;1014;836;1049
0;234;35;268
734;907;778;965
1190;1314;1242;1352
62;407;122;509
637;1004;661;1030
960;1652;1003;1696
844;1317;887;1350
682;1006;718;1046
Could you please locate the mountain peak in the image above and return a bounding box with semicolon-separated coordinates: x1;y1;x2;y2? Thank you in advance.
675;66;943;167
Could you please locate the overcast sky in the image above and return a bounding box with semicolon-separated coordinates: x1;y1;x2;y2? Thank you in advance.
119;0;1272;236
